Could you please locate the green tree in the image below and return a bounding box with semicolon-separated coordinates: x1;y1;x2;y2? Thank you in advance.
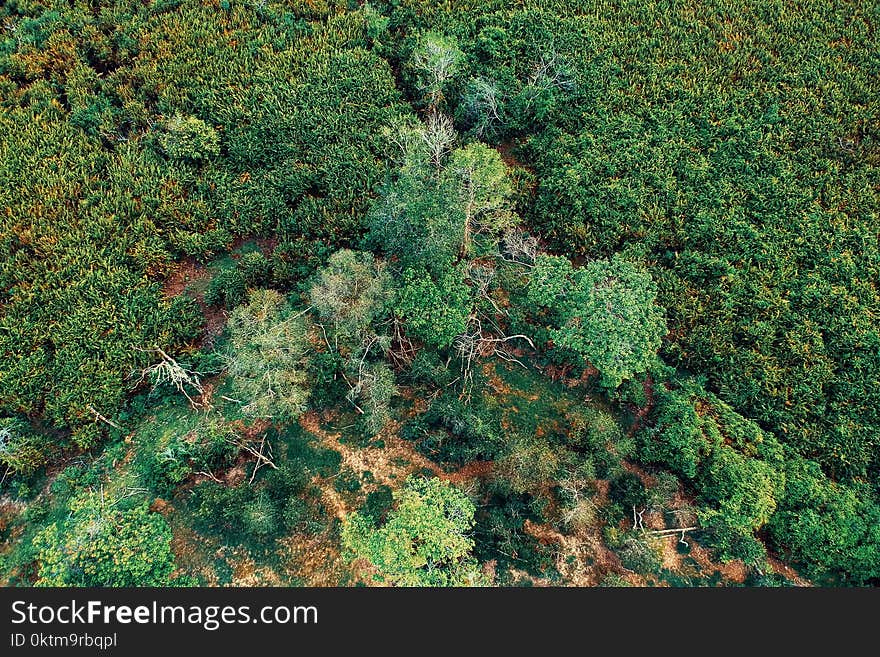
34;498;176;587
224;289;311;421
393;267;471;350
638;379;786;564
342;476;488;586
309;249;392;344
697;447;782;564
368;149;464;273
639;385;707;479
529;254;666;389
444;143;518;256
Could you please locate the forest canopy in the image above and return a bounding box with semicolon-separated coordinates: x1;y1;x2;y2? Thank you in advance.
0;0;878;588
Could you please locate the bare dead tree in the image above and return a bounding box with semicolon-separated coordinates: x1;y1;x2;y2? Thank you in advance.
108;486;150;508
216;422;278;484
411;35;463;108
632;505;646;531
454;318;535;395
196;470;223;483
560;475;599;531
422;110;456;173
132;347;206;408
388;317;419;370
501;229;539;266
382;122;423;166
461;77;504;139
244;433;276;484
527;53;576;93
666;504;699;529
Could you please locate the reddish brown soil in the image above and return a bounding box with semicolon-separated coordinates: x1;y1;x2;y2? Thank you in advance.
229;236;279;256
688;543;748;584
620;460;658;488
161;258;210;298
442;460;493;485
767;556;811;587
161;257;227;348
495;141;533;172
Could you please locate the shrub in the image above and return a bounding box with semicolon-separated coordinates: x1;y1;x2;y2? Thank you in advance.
158;115;220;163
34;499;176;587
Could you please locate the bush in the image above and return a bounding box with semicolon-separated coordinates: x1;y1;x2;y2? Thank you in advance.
608;471;648;511
34;499;176;587
404;392;504;466
0;419;54;479
158;115;220;163
474;484;554;581
768;457;880;584
144;437;193;496
615;533;664;575
342;476;488;586
362;485;394;524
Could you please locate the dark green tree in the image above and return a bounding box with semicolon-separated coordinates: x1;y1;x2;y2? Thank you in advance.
393;267;471;350
529;254;666;389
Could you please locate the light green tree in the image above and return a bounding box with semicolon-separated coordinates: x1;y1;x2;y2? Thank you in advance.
309;249;392;343
224;289;311;421
368;151;464;273
310;250;396;434
444;143;518;256
369;128;518;272
34;497;176;587
342;476;489;586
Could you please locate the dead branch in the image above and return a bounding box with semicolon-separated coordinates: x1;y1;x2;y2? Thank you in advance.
247;434;275;484
633;505;645;531
647;526;698;548
109;486;150;508
86;405;122;430
132;347;206;409
226;431;278;483
196;470;223;483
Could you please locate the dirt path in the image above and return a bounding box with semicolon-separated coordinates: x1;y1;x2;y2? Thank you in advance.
523;519;631;587
300;412;442;491
767;556;811;587
298;411;498;522
299;412;443;521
